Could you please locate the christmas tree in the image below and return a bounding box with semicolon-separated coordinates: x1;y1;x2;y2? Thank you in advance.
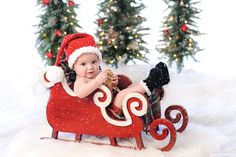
36;0;81;65
157;0;203;72
96;0;149;67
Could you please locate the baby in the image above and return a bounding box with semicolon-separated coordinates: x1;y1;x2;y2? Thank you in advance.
58;33;170;120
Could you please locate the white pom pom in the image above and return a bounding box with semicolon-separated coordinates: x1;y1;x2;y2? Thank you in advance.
45;66;64;84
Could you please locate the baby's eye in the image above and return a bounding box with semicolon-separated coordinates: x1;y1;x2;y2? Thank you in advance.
92;60;97;64
80;63;86;66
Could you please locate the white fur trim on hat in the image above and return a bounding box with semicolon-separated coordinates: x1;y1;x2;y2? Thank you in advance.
68;46;102;68
45;66;64;84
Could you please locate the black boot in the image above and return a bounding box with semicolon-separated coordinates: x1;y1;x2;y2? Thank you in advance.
141;68;163;95
155;62;170;85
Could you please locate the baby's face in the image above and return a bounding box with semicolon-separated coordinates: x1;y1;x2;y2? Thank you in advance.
73;53;100;79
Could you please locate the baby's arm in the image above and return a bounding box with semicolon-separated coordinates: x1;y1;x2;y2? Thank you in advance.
74;71;108;98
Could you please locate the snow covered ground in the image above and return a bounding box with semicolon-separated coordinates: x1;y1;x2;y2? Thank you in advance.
1;0;236;157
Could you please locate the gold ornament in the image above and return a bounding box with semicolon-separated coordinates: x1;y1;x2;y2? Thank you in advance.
104;69;120;92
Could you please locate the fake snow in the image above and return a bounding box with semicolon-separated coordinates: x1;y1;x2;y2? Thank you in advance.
1;64;236;157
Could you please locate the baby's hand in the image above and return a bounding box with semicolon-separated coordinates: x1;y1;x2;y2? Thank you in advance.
95;71;108;84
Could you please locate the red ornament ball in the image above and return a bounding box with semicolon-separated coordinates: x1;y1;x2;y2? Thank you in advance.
68;0;76;6
97;18;104;26
54;29;62;37
42;0;50;5
163;29;170;36
181;24;188;32
46;51;54;59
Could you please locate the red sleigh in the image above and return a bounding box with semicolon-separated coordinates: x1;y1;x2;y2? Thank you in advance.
42;69;188;151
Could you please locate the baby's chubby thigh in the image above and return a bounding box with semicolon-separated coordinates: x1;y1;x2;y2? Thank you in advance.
113;88;131;107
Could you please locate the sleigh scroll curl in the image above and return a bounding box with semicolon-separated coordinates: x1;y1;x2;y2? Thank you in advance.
164;105;188;133
93;85;148;126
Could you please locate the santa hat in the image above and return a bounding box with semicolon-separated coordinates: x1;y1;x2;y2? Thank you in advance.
42;33;102;87
55;33;102;68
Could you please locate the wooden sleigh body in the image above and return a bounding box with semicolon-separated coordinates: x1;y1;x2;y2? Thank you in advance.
44;74;188;151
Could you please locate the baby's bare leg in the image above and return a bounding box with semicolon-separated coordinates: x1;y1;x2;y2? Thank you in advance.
113;83;145;108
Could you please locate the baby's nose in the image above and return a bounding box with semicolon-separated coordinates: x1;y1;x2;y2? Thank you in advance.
87;64;93;69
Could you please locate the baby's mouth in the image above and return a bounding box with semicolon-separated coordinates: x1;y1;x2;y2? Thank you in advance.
88;71;94;75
